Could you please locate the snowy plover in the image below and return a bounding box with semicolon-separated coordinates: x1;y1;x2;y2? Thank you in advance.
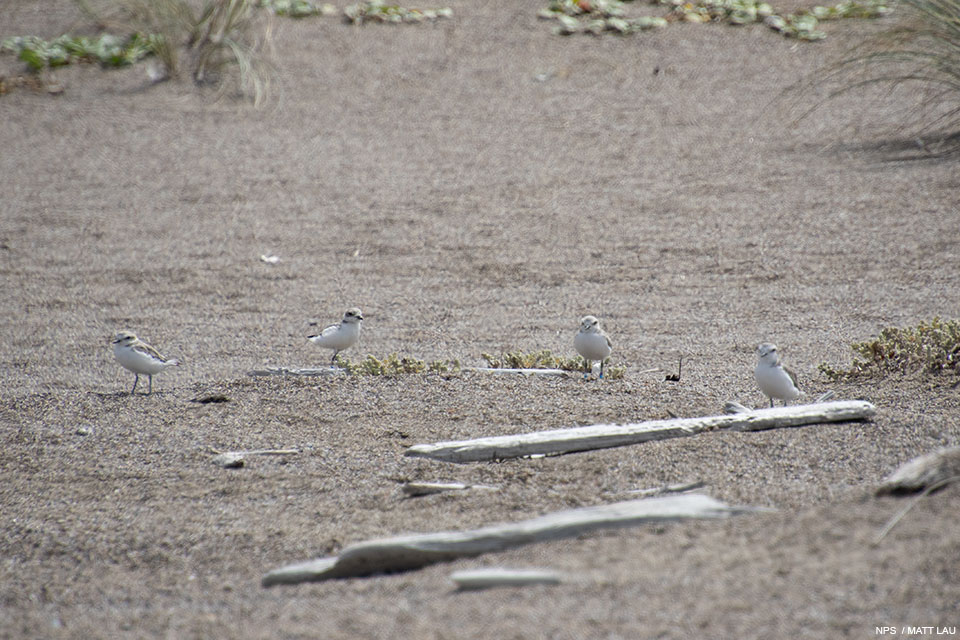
308;307;363;365
574;315;613;379
112;331;180;395
754;342;802;407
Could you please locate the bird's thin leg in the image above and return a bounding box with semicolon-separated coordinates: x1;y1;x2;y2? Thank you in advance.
583;359;590;379
769;398;774;408
330;350;339;367
599;360;605;380
131;375;139;395
147;375;153;395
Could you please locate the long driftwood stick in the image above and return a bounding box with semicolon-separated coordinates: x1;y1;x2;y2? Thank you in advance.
404;400;876;464
261;494;763;586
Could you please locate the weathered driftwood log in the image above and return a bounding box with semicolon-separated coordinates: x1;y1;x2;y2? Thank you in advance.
876;447;960;495
248;367;345;377
261;494;762;586
450;568;562;590
401;482;498;497
404;400;876;463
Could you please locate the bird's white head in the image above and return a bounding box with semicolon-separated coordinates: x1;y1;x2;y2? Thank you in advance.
756;342;779;364
579;315;600;333
342;308;363;324
113;331;137;346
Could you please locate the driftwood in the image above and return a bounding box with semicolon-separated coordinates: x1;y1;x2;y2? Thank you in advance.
617;480;705;497
401;482;498;497
211;448;300;468
876;447;960;495
261;494;763;586
248;367;345;377
404;400;876;464
450;568;562;590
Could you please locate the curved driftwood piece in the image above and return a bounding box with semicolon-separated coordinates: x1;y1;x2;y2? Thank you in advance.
261;494;762;586
248;367;345;377
467;367;572;377
450;568;562;590
876;446;960;495
404;400;876;463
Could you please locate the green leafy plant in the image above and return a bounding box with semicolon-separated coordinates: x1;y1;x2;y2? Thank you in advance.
258;0;336;17
343;1;452;24
538;0;889;39
333;353;461;376
1;33;156;71
820;318;960;380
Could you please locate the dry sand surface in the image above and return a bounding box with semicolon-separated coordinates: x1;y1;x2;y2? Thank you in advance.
1;1;959;638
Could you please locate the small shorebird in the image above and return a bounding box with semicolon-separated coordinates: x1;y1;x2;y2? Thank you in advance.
308;308;363;365
112;331;180;395
754;342;802;407
574;315;613;379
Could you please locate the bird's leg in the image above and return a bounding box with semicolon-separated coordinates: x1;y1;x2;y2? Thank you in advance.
769;397;774;408
599;360;605;380
330;350;339;367
147;375;153;395
583;359;590;379
130;375;139;395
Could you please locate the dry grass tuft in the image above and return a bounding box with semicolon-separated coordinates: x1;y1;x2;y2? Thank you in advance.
74;0;271;104
811;0;960;153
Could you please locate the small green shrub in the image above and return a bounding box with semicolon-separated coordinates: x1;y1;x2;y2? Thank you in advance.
1;33;157;71
538;0;890;39
820;317;960;380
343;1;452;24
258;0;335;17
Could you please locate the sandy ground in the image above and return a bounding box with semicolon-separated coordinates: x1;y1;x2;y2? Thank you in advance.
1;1;959;638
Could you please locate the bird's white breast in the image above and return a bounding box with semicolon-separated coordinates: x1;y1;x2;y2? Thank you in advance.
575;330;612;361
114;343;169;375
754;363;800;400
310;321;361;350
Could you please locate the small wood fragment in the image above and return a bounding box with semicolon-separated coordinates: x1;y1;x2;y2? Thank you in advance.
619;480;705;497
450;568;562;591
249;367;345;377
261;494;764;586
213;452;246;468
467;367;571;377
405;401;876;464
401;482;498;497
876;447;960;495
211;448;299;468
